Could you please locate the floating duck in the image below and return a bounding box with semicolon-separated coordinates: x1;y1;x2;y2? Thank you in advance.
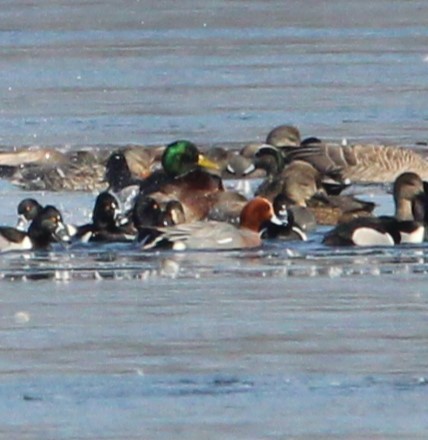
323;172;425;246
0;205;70;252
138;197;288;251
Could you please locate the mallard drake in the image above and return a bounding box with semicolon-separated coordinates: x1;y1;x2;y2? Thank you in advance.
0;205;71;252
138;197;288;251
138;140;223;222
323;172;425;246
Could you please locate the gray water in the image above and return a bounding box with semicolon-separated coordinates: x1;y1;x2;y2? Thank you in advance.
1;0;428;148
1;1;428;438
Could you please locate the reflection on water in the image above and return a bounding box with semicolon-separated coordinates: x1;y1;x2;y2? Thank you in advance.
1;240;428;282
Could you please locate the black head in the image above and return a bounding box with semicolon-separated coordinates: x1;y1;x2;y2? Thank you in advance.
17;198;43;219
105;151;134;191
132;195;163;229
92;192;122;229
16;198;43;230
28;205;70;248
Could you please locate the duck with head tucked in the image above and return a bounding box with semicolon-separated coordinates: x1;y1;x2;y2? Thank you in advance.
138;197;289;251
323;171;426;246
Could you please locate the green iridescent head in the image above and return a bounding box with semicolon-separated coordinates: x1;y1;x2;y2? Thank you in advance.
161;140;219;177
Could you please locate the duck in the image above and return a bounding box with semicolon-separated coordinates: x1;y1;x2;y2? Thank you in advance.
0;205;71;252
256;158;374;226
15;197;82;238
264;128;351;194
265;124;301;147
255;159;323;205
205;145;259;180
16;198;43;231
72;192;135;243
132;194;186;231
261;194;308;241
11;150;107;192
105;145;164;192
206;191;249;225
0;147;67;167
323;172;426;246
138;197;288;251
137;140;224;222
265;125;428;183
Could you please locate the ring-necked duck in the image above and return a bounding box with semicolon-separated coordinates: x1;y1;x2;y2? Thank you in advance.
0;205;71;252
323;172;425;246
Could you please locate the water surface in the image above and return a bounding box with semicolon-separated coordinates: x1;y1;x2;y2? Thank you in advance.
1;1;428;438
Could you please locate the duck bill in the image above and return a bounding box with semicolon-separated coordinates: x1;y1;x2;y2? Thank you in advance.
115;212;129;227
198;154;220;171
16;215;28;231
270;211;288;226
54;221;71;244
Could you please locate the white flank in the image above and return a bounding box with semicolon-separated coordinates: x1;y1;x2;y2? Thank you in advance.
0;235;32;252
292;226;307;241
79;231;93;243
352;228;394;246
400;226;425;244
172;241;187;251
